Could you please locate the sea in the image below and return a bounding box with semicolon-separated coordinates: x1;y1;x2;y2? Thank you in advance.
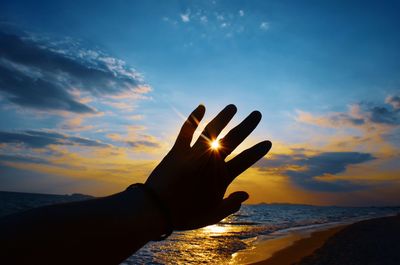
125;204;399;264
0;192;398;265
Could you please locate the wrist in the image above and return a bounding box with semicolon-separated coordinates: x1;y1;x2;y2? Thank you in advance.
124;183;173;240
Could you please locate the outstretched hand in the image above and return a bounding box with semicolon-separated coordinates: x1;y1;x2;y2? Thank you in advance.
145;104;271;230
0;103;271;264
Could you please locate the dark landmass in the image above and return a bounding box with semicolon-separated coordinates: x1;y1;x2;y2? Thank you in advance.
264;203;314;207
298;214;400;265
0;191;93;217
253;202;400;208
253;202;315;207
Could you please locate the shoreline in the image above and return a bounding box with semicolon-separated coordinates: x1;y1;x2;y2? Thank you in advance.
230;223;347;265
231;214;400;265
298;214;400;265
249;225;346;265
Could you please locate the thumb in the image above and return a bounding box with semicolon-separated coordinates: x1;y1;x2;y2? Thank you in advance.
213;191;249;223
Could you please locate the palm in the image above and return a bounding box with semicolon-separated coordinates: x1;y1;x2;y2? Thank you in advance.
146;104;271;230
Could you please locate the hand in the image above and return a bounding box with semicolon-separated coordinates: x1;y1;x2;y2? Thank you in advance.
145;104;271;230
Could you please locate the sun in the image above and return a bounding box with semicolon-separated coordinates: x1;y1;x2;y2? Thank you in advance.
210;139;220;150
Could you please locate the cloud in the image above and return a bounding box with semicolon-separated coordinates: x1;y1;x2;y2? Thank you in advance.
368;105;399;125
180;11;190;23
127;140;160;148
164;6;270;39
296;110;365;128
260;22;270;31
0;162;130;196
200;16;208;23
0;62;95;113
386;95;400;110
0;28;150;113
297;96;400;128
107;131;161;151
0;154;48;164
59;116;94;131
257;151;375;192
0;130;108;148
294;95;400;154
216;14;225;21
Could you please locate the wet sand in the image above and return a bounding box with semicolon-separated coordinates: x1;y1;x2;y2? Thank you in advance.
298;214;400;265
248;225;346;265
244;214;400;265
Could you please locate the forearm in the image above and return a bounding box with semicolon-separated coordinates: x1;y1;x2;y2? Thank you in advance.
0;186;167;265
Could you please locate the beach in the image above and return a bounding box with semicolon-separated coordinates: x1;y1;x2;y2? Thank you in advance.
298;214;400;265
238;214;400;265
231;223;347;264
1;192;399;264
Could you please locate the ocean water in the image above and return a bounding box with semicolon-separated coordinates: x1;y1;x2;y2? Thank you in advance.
124;204;400;265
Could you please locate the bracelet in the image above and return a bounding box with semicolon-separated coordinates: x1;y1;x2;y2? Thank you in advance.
126;183;173;241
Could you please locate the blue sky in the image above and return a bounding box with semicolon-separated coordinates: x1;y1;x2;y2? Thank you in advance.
1;0;399;205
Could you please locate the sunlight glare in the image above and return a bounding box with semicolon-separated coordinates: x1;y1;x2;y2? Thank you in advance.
210;139;220;150
203;224;228;234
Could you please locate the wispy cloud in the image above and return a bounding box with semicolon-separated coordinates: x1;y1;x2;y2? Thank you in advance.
0;154;48;164
296;95;400;128
0;24;159;187
0;130;108;148
260;22;270;31
180;10;191;23
386;95;400;110
59;116;95;132
107;127;162;152
127;138;160;149
248;94;400;196
256;151;375;192
0;28;151;114
163;5;270;39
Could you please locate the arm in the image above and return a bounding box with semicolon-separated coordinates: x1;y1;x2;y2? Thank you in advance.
0;104;271;264
0;187;168;264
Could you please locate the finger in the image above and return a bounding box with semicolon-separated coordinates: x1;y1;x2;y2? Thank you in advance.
193;104;237;150
174;104;206;148
226;141;272;184
220;111;261;158
211;192;249;223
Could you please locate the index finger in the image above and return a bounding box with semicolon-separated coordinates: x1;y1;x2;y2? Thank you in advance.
174;104;206;148
193;104;237;151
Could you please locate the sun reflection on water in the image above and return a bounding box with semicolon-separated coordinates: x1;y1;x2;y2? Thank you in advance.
202;224;230;234
133;220;251;264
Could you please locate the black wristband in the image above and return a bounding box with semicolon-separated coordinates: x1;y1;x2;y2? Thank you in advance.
126;183;173;241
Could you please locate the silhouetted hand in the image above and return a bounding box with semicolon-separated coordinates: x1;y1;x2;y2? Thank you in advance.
146;104;271;230
0;104;272;264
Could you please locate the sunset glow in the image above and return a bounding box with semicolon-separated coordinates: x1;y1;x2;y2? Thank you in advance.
0;0;399;207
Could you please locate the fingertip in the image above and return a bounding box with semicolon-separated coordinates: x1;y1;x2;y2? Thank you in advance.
197;104;206;112
266;140;272;149
195;104;206;116
229;191;249;202
260;140;272;152
239;191;249;202
248;141;272;159
192;104;206;121
226;104;237;114
252;110;262;120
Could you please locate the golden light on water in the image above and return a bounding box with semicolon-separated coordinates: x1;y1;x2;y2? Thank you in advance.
202;224;229;234
210;139;220;150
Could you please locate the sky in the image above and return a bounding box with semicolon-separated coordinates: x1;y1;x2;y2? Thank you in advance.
0;0;399;206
